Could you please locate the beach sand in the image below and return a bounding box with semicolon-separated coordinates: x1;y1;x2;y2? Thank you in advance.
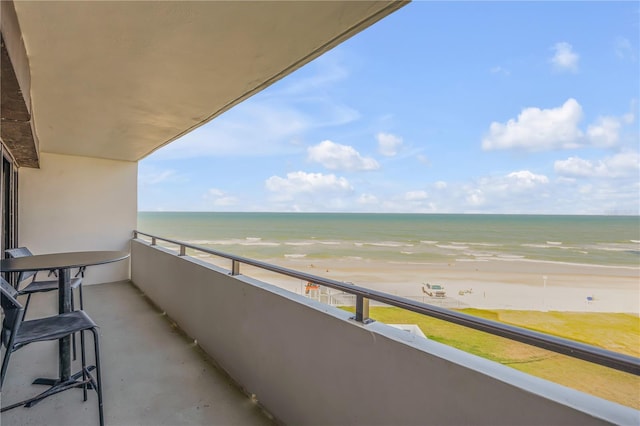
219;256;640;314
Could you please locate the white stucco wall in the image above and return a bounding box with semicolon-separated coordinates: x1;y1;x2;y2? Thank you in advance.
18;152;136;284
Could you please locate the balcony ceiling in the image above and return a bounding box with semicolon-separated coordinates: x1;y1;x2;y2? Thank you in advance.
8;1;406;165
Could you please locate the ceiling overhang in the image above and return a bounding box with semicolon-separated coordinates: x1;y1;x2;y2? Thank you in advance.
1;1;407;167
1;2;39;167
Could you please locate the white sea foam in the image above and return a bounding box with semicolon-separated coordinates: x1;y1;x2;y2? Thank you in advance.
490;257;640;269
188;239;239;245
366;242;414;248
466;242;502;247
284;254;306;259
497;254;525;259
436;244;469;250
521;242;570;250
188;240;218;245
188;238;278;246
470;252;495;258
592;246;636;252
141;212;639;273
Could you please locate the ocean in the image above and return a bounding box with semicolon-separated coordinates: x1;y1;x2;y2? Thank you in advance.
137;212;640;268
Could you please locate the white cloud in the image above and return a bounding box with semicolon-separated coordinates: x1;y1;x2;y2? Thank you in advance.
482;98;583;151
138;165;187;186
417;154;431;165
490;66;510;76
466;189;485;206
622;111;635;125
459;171;550;210
554;152;640;178
614;37;636;61
307;140;379;171
404;190;428;201
550;42;579;73
399;165;637;214
586;116;623;147
276;54;349;96
506;171;550;188
265;171;353;201
471;171;549;196
203;188;238;206
255;164;638;214
357;193;379;205
377;132;403;157
483;98;637;152
139;169;177;185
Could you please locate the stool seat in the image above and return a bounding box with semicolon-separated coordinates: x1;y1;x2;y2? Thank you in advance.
18;277;82;295
11;311;97;347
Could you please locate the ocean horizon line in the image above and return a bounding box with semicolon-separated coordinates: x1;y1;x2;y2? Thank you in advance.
138;211;640;217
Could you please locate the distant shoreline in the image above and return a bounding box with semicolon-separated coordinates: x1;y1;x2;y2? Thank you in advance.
193;254;640;314
139;211;640;217
139;211;640;313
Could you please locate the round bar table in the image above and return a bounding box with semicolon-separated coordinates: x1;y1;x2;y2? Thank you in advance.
1;251;129;395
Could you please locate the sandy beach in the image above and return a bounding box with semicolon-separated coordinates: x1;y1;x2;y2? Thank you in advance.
209;256;640;314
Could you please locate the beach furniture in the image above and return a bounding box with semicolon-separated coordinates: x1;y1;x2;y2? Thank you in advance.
0;277;105;425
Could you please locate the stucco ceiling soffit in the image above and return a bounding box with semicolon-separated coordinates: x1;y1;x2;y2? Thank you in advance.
11;1;407;163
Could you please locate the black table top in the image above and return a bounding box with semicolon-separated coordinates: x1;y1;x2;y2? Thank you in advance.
1;251;130;272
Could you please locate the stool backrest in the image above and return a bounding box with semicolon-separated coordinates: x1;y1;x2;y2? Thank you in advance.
4;247;37;283
0;278;24;349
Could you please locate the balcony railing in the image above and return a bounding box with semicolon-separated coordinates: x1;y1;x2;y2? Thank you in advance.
133;230;640;376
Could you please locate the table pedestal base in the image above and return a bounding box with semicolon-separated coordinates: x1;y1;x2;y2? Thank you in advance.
0;366;96;412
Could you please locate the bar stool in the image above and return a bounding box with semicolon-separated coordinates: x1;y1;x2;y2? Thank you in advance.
0;277;104;425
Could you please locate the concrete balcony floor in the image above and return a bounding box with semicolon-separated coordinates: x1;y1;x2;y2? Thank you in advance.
1;281;277;426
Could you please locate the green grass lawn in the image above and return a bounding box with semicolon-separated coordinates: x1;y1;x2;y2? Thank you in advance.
341;306;640;409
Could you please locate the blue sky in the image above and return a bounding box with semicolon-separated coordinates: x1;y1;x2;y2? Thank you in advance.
139;2;639;214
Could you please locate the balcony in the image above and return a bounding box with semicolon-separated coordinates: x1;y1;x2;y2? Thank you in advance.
1;280;276;426
2;237;638;425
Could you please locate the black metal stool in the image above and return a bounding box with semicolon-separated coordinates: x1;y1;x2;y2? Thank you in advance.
0;278;104;425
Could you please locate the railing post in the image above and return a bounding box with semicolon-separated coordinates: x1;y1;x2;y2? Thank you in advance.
133;231;138;239
355;295;373;324
151;237;157;246
231;260;240;276
179;245;186;256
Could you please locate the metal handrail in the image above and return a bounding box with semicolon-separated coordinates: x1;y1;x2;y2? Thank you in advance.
133;230;640;376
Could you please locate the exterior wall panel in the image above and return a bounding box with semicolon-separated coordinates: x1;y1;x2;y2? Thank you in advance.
18;152;135;284
131;239;636;426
